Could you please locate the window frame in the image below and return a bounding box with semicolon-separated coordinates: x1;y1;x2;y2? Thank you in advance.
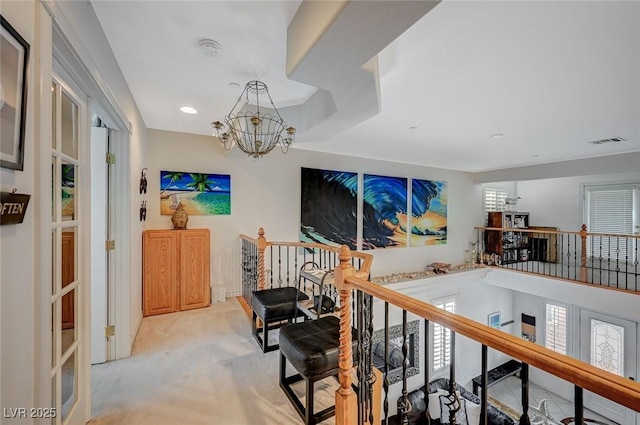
544;300;570;356
431;295;456;373
582;182;640;263
483;187;507;225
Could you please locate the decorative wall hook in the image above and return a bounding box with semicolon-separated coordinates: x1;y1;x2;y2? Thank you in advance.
139;168;148;194
139;200;147;222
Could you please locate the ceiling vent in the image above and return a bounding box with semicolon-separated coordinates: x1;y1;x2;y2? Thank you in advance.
589;137;626;145
199;39;223;57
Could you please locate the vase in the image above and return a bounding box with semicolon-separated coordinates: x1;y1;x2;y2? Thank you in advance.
171;203;188;230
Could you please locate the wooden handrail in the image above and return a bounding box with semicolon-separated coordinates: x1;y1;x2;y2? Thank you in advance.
345;273;640;411
239;233;260;243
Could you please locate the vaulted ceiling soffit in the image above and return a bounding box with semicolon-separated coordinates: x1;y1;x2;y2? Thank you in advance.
285;0;440;142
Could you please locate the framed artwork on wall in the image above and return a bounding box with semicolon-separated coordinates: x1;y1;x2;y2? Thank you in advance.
488;311;501;329
362;174;408;249
411;179;447;246
0;15;30;171
160;171;230;215
300;167;358;250
521;313;536;342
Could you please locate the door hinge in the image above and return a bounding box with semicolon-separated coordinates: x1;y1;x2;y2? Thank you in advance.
105;325;115;338
106;152;115;165
106;240;116;251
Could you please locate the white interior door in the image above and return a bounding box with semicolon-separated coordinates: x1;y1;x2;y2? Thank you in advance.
90;127;108;364
51;68;89;425
580;309;638;425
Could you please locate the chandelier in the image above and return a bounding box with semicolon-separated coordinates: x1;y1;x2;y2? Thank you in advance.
212;80;295;159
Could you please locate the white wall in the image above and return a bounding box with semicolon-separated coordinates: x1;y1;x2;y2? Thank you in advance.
0;1;37;417
145;129;483;295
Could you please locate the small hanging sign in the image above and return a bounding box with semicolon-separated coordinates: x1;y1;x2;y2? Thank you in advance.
1;190;31;225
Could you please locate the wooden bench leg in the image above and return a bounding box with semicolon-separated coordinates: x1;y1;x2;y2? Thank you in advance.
306;378;314;425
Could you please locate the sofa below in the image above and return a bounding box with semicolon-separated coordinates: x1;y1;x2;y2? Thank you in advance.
387;378;517;425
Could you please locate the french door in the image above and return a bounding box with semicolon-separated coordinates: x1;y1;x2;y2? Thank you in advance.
579;309;638;425
51;70;88;425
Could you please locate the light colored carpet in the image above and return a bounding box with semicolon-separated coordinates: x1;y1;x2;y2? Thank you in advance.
89;299;338;425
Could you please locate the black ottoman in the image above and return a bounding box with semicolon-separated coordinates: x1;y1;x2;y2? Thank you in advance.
251;287;308;353
279;316;357;425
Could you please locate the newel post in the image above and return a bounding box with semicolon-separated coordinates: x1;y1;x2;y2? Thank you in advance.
334;245;357;425
257;227;267;290
579;224;587;282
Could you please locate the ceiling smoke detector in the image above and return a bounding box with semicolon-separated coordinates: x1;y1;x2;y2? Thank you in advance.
589;137;626;145
199;39;223;57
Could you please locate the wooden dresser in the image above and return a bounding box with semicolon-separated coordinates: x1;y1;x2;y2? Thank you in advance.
142;229;211;316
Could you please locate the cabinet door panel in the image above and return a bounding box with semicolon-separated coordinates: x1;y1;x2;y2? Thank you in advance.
179;230;210;310
143;232;179;316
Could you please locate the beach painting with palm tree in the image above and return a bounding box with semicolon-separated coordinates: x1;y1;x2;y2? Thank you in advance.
160;170;230;215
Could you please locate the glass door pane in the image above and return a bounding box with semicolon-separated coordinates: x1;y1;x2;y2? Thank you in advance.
61;91;78;159
61;351;77;421
61;163;76;221
590;319;624;376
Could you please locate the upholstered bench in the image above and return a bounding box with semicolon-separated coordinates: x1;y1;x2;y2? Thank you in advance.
251;287;308;353
279;315;356;425
471;359;522;396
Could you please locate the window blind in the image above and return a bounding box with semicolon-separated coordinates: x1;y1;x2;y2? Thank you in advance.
586;185;636;260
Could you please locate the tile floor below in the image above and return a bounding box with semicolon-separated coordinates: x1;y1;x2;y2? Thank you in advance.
488;376;618;425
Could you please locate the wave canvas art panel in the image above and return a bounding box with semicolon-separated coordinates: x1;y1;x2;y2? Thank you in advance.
363;174;408;250
160;171;230;215
300;167;358;250
411;179;447;246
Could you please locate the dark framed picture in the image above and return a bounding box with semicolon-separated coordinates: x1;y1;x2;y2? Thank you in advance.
0;15;30;171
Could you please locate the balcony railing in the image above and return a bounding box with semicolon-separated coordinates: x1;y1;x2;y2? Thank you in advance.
475;225;640;293
240;227;372;308
239;228;640;425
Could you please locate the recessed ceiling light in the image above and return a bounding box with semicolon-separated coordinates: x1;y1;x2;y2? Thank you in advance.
490;133;504;138
409;126;418;130
532;154;540;157
180;106;198;114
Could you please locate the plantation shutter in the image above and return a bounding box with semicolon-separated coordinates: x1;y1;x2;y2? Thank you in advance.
432;297;456;371
484;188;507;225
545;303;568;355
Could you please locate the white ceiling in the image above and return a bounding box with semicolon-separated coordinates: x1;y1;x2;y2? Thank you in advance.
91;0;640;173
